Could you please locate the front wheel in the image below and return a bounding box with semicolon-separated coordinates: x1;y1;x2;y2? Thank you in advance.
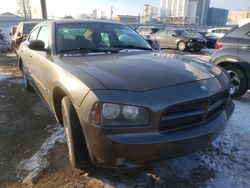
61;96;89;168
223;65;247;99
177;41;186;51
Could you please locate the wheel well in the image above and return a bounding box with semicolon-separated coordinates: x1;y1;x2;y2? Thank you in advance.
53;87;67;125
217;62;249;85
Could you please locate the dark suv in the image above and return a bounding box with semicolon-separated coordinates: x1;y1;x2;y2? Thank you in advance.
210;23;250;98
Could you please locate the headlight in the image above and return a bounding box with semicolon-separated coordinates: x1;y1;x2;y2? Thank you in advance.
89;102;149;126
102;103;120;119
122;105;139;120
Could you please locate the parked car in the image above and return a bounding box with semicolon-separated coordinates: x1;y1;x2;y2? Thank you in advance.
10;21;40;53
210;22;250;98
18;20;234;169
191;31;218;49
208;28;231;38
136;26;162;38
152;29;206;51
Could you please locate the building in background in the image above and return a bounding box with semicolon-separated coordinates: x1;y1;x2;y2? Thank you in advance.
228;8;250;25
115;15;139;24
142;4;158;24
196;0;210;26
207;7;229;26
159;0;198;24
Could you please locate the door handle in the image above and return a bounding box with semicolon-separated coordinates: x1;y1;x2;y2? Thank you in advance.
29;55;32;58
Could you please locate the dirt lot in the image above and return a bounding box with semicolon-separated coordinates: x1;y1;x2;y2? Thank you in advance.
0;52;249;188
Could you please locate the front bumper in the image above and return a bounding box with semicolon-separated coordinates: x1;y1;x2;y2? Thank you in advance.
78;78;234;168
187;41;205;50
81;101;234;168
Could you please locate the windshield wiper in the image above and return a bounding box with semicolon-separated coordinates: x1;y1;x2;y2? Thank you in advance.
112;45;153;51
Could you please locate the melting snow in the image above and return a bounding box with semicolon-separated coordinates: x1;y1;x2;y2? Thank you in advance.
16;124;66;185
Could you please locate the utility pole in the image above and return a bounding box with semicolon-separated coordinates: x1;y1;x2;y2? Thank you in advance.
22;0;27;21
110;6;114;20
40;0;48;19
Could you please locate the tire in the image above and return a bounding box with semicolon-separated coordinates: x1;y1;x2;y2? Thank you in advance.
177;41;186;51
223;65;247;99
22;65;33;92
61;96;89;168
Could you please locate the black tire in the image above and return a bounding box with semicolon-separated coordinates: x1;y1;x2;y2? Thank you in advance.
22;65;33;92
223;65;247;99
61;96;89;168
177;41;186;51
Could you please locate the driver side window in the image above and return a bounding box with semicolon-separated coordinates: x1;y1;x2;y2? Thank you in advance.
28;27;40;42
37;26;50;49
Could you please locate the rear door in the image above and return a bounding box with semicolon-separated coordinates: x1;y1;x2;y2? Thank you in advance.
21;26;40;85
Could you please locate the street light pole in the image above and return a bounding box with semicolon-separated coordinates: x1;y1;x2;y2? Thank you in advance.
40;0;47;19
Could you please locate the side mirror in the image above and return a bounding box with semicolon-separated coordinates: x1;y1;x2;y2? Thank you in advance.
9;32;12;36
28;40;46;51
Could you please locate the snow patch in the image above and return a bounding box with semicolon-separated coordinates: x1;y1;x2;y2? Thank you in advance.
16;124;66;185
199;94;250;188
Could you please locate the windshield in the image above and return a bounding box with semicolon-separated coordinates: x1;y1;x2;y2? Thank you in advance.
176;30;193;37
56;23;152;54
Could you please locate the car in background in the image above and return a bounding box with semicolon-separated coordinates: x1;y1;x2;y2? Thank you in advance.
191;31;218;49
210;22;250;98
10;21;40;53
136;26;162;39
208;28;231;38
18;20;234;169
152;29;206;51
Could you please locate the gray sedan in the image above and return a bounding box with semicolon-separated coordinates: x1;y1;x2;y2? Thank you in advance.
18;20;234;168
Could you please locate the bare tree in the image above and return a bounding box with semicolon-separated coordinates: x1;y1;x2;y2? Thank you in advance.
17;0;32;20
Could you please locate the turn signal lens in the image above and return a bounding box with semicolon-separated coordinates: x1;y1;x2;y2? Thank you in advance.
89;102;101;125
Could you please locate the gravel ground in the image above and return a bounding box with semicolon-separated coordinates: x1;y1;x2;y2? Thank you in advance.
0;52;249;188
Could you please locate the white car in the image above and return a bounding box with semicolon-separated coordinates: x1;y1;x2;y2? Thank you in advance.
208;28;231;38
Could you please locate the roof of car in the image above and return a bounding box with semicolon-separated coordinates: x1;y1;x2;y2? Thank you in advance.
38;19;124;26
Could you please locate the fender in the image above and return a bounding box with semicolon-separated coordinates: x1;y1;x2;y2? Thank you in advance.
212;55;250;88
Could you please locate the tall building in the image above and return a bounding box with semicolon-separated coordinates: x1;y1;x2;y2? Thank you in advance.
159;0;198;24
228;8;250;25
207;8;229;26
144;4;158;18
196;0;210;26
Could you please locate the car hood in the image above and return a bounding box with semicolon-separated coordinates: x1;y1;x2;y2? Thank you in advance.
61;52;220;91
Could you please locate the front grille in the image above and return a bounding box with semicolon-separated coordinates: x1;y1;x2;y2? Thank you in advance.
159;91;229;133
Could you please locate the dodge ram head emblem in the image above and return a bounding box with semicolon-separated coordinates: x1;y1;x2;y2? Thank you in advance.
201;85;208;92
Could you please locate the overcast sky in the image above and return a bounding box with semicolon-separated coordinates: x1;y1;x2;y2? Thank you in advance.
0;0;249;18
